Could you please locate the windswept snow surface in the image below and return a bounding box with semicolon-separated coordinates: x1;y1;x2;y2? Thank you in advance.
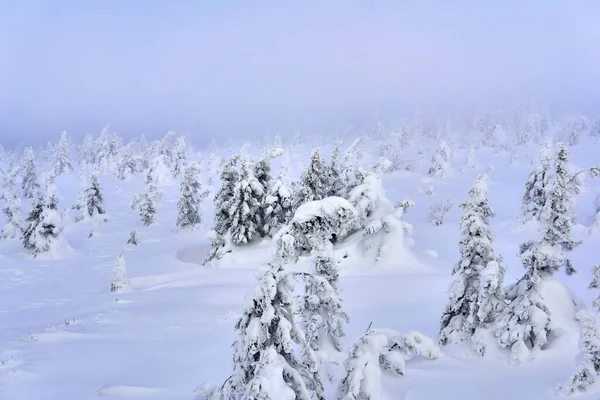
1;139;600;399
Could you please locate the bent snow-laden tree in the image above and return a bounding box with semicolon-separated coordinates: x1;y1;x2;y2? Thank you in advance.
263;171;293;237
338;325;440;400
204;263;323;400
347;159;414;262
439;174;506;356
495;236;576;364
176;162;209;230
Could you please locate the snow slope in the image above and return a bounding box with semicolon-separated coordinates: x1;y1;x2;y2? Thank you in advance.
0;137;599;399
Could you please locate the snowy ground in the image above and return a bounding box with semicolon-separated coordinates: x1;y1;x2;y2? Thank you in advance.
1;138;600;399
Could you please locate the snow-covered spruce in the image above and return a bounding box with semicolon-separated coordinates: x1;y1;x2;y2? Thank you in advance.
51;131;73;177
591;264;600;310
556;310;600;396
339;138;366;197
205;155;241;263
21;147;40;199
132;183;161;226
428;140;452;178
22;179;68;257
72;172;105;224
327;144;345;197
110;253;132;293
338;325;440;400
116;142;140;180
228;157;264;245
172;135;189;179
291;148;331;212
207;263;322;400
439;174;506;356
177;162;209;230
428;198;454;226
494;237;573;364
253;149;285;236
519;140;554;224
0;178;23;239
263;172;293;237
146;153;172;186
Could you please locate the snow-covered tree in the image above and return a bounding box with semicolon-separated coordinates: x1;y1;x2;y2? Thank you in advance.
253;149;285;236
72;172;105;223
519;141;555;224
176;162;209;230
494;233;573;365
22;179;67;257
556;310;600;396
132;183;161;226
146;153;172;186
291;148;331;212
21;147;40;198
51;131;73;176
263;172;293;236
327;144;346;196
110;253;132;293
428;140;452;178
228;158;264;245
0;182;23;239
205;155;241;263
172;136;189;178
439;174;506;355
79;133;96;166
116;142;139;180
96;125;114;173
540;143;581;261
208;263;322;400
339;138;366;197
338;325;440;400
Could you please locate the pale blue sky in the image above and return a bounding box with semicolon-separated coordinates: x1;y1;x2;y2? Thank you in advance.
1;1;599;146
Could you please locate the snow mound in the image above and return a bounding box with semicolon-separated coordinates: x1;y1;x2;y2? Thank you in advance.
293;196;356;225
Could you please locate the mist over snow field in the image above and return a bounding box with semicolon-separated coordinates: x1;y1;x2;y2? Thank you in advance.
1;117;600;400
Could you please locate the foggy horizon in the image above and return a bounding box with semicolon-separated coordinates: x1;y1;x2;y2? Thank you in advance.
1;1;599;148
